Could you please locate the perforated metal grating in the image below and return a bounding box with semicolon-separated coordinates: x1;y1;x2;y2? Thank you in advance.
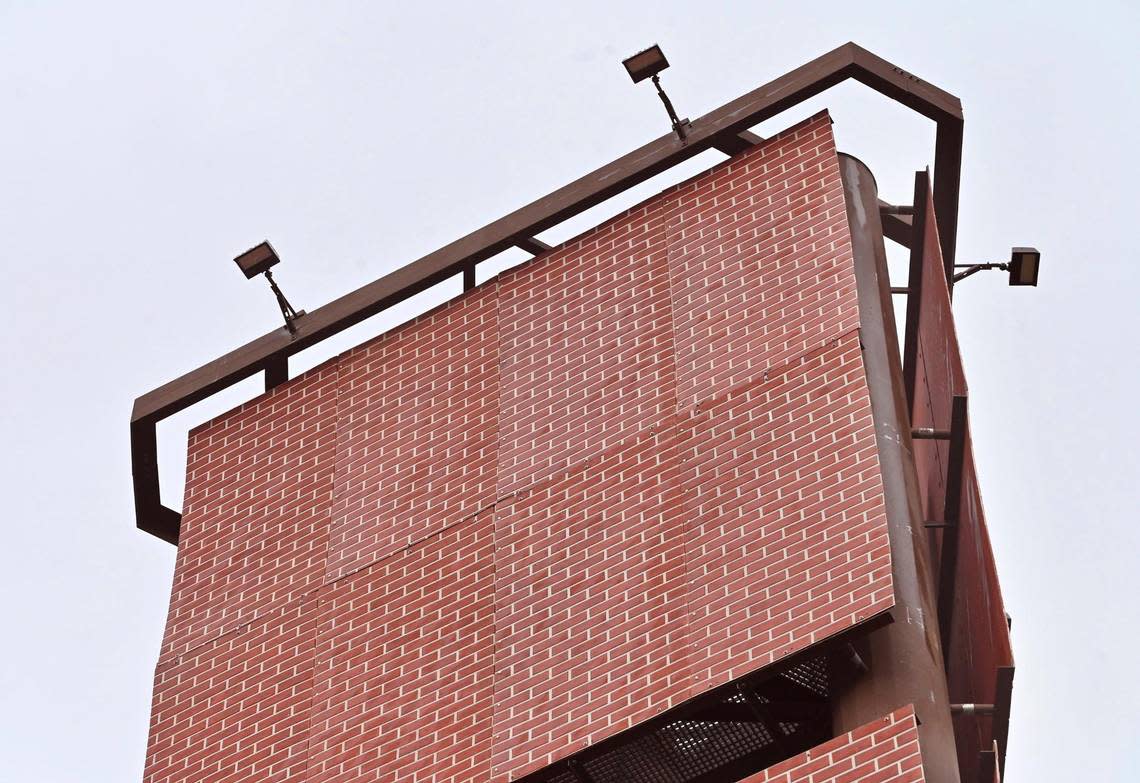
522;655;839;783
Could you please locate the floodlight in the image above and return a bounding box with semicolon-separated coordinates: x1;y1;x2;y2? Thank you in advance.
1007;247;1040;286
952;247;1042;287
622;45;669;84
234;241;280;279
234;241;304;334
622;44;689;140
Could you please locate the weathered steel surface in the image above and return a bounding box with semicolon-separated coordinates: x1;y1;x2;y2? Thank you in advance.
907;176;1015;781
835;153;960;783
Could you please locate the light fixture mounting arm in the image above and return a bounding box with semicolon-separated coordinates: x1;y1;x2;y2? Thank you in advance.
651;74;689;141
952;262;1007;283
263;269;303;334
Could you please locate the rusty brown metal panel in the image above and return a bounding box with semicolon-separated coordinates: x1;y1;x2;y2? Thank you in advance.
946;437;1015;780
907;176;1015;781
910;181;966;584
934;119;964;279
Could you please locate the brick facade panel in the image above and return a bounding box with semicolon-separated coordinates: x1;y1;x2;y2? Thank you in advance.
680;334;893;694
741;706;925;783
147;112;900;783
144;599;318;783
496;201;676;495
490;426;689;780
327;287;500;581
306;514;496;783
666;114;858;409
162;362;338;663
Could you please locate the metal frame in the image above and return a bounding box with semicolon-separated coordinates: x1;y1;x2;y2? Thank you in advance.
129;42;964;543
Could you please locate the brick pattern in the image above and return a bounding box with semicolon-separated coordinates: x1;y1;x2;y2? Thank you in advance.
491;426;689;779
496;201;675;494
680;334;893;694
162;362;339;663
740;706;925;783
306;514;496;783
328;287;500;580
145;600;318;783
147;112;901;783
666;113;858;408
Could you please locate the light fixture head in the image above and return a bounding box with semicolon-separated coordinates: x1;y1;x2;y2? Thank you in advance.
234;241;280;280
622;44;669;84
1008;247;1040;286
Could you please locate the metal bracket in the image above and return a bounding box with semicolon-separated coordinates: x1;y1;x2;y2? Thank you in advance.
912;427;951;440
952;262;1007;283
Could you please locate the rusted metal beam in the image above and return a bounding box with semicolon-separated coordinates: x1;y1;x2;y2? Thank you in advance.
994;665;1015;777
878;198;913;248
264;355;288;391
912;427;951;440
901;171;930;415
937;394;969;665
934;119;964;287
130;42;964;542
514;236;552;256
739;685;793;756
712;129;765;155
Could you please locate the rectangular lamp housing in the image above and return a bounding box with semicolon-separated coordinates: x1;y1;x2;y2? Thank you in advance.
623;45;669;84
235;241;280;279
1008;247;1040;286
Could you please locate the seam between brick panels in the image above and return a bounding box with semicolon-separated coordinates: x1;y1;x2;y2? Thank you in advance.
676;325;863;418
296;352;350;782
660;193;697;708
155;586;325;673
485;329;866;517
323;320;868;594
159;321;864;670
484;325;867;779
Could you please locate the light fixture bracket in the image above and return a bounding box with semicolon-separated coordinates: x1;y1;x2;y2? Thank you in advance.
623;44;689;142
234;241;305;334
952;247;1040;286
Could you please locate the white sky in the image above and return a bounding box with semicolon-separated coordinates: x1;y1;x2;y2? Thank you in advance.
1;2;1137;781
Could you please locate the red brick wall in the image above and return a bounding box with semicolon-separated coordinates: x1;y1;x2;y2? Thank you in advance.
308;513;496;783
681;335;892;697
160;361;338;665
740;706;925;783
145;111;898;783
329;286;500;581
496;199;674;495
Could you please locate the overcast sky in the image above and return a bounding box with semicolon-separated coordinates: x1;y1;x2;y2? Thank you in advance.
2;2;1137;781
